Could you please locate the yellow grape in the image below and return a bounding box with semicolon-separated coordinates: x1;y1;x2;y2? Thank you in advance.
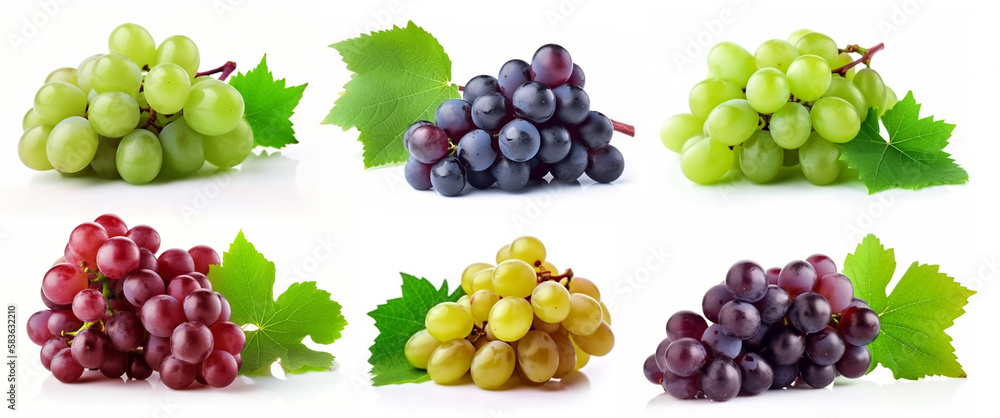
488;298;533;342
425;302;474;342
571;321;615;356
516;330;559;383
549;332;577;379
561;293;603;336
469;289;500;322
492;259;537;298
509;236;546;267
461;262;493;295
470;341;516;390
572;338;590;371
600;301;612;325
566;277;601;301
427;339;475;384
531;281;571;323
470;268;495;293
496;244;511;263
457;295;471;311
531;315;560;334
403;329;442;369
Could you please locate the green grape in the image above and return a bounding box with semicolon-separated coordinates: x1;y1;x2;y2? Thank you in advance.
854;68;887;116
571;321;614;356
88;92;140;138
783;147;800;167
745;68;791;114
47;116;98;173
18;125;53;171
769;102;812;149
754;39;800;73
572;339;590;370
116;129;163;184
76;54;102;93
550;332;577;379
492;259;537;298
108;23;156;69
884;86;898;112
424;302;474;342
680;134;707;154
457;295;472;312
470;341;516;390
184;79;245;136
45;67;78;87
204;118;253;169
145;63;192;114
33;82;87;126
22;108;44;130
470;268;495;293
660;113;704;153
811;97;860;143
90;54;142;97
705;99;759;146
688;78;744;120
155;35;200;78
786;55;832;101
600;301;612;325
799;133;841;185
461;262;494;295
680;138;733;185
403;329;442;369
566;277;601;301
823;76;869;122
495;244;511;264
469;289;501;322
795;32;839;64
159;118;206;177
787;29;813;45
739;130;783;183
89;136;121;179
832;52;857;81
509;236;545;267
426;339;475;384
706;42;757;87
136;91;149;109
488;298;533;342
561;293;602;336
531;281;571;323
516;330;559;383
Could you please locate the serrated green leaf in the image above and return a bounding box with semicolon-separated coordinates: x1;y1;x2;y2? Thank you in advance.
368;273;464;385
841;91;968;194
843;234;975;379
324;21;460;168
208;231;347;374
229;55;307;149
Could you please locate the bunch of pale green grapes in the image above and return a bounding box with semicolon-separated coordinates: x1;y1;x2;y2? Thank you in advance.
661;30;898;185
19;23;251;185
404;236;614;390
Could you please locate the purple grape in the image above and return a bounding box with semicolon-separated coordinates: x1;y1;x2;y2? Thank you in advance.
766;325;805;365
41;287;69;310
188;245;220;275
836;344;871;379
778;260;817;298
126;225;160;253
407;124;450;164
105;310;144;352
430;156;467;197
766;267;781;285
40;337;69;370
752;285;790;324
701;324;741;359
512;82;555;124
403;120;433;151
665;337;708;377
434;99;474;140
470;91;508;131
788;292;832;334
184;289;222;326
498;59;531;100
530;44;573;88
50;348;84;383
576;111;613;150
210;321;246;356
806;254;837;278
96;236;140;279
68;222;109;267
157;248;195;282
585;144;625;184
455;129;497;171
805;326;846;366
838;305;880;346
815;273;854;313
666;310;709;341
27;310;54;345
46;309;82;338
466;168;495;189
537;125;572;164
189;272;211;290
171;321;214;364
140;295;186;338
702;284;734;323
719;300;761;340
726;260;768;302
499;119;542;163
463;75;499;104
567;63;585;87
491;155;530;192
769;362;798;389
159;355;197;390
736;352;773;396
699;357;741;402
552;84;589;125
99;349;128;378
144;335;171;371
218;294;232;322
93;213;127;237
643;353;664;384
404;157;433;190
167;275;201;301
654;337;671;372
137;248;158;271
202;350;239;388
661;369;700;399
127;352;153;380
123;269;165;307
743;322;770;352
70;328;109;369
798;357;836;388
72;288;107;323
549;140;587;183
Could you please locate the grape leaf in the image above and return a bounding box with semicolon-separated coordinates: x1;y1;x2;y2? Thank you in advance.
208;231;347;374
323;21;460;168
841;91;968;194
368;273;463;385
228;55;307;149
843;234;975;380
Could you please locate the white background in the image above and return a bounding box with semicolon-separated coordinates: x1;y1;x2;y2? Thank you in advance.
1;0;996;417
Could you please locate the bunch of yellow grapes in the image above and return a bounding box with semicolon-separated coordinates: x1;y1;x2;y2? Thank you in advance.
404;236;614;389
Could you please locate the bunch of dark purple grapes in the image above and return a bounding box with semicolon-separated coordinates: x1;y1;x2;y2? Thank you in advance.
642;255;881;402
404;44;626;196
26;214;245;390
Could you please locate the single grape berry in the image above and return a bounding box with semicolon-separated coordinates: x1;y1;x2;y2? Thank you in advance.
530;44;573;88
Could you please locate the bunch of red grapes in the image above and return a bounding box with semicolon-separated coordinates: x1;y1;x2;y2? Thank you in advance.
25;214;245;390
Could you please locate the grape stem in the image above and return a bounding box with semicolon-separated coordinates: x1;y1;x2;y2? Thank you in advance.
538;268;574;284
832;43;885;77
197;61;238;81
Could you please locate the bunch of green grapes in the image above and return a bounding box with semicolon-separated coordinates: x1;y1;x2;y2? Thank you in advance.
661;30;898;186
19;23;252;185
404;236;614;390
